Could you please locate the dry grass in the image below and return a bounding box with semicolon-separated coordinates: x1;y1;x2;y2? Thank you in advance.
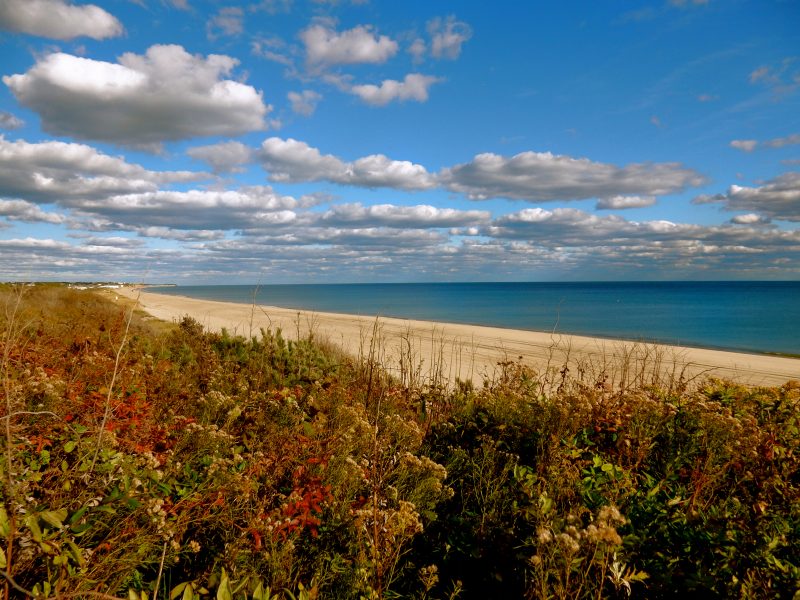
0;285;797;599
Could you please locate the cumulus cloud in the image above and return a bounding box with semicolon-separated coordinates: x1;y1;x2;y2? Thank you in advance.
0;0;122;40
301;22;398;68
440;151;705;202
730;139;758;152
693;172;800;222
427;16;472;60
730;213;771;225
4;45;269;149
596;195;656;210
349;73;441;106
0;136;207;204
320;203;489;228
0;199;66;224
0;112;24;130
207;7;244;39
187;141;253;173
66;187;299;231
487;207;800;268
135;228;225;241
288;90;322;116
258;137;436;190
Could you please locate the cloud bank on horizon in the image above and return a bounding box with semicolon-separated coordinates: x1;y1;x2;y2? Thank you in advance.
0;0;798;282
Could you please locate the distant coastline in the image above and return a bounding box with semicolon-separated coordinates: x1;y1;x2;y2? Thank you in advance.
142;281;800;357
118;286;800;388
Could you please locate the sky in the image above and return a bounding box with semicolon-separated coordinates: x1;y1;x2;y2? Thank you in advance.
0;0;798;284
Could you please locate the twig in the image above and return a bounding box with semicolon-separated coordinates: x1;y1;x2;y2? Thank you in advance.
153;540;168;599
0;411;58;422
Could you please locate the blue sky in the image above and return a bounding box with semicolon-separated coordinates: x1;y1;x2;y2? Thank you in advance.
0;0;798;283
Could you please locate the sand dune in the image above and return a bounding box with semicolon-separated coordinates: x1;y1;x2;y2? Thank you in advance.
116;287;799;388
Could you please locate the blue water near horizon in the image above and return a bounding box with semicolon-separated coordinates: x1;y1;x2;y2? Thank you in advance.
146;282;800;356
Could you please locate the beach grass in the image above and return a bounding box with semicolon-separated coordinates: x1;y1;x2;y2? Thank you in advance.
1;284;798;599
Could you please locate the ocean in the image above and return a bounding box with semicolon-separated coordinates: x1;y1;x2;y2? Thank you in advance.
146;282;800;356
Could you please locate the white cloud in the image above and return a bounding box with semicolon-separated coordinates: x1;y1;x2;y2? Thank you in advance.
0;136;207;204
320;203;489;228
763;133;800;149
0;0;122;40
0;112;24;130
346;154;437;189
730;213;771;225
258;137;435;190
288;90;322;116
67;187;299;231
487;208;800;265
693;172;800;222
596;195;657;210
427;16;472;60
187;141;253;173
748;59;800;91
258;138;343;182
749;65;776;85
300;22;398;68
135;227;225;241
4;45;269;148
441;151;705;202
730;139;758;152
251;0;292;13
0;199;66;224
207;7;244;39
251;36;296;68
408;38;426;63
350;73;441;106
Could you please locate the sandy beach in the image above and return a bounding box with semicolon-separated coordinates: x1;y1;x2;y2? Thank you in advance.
116;287;799;388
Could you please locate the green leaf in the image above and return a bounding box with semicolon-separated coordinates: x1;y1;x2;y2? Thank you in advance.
601;463;614;473
71;522;92;536
0;546;6;569
69;506;89;524
182;584;195;600
252;582;270;600
64;440;77;453
0;507;9;538
67;541;84;566
170;582;189;600
25;514;43;542
217;569;233;600
41;509;68;529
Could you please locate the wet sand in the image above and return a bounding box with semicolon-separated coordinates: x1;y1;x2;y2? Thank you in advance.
116;287;799;388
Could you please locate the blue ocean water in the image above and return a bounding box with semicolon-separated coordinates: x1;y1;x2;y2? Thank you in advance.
146;282;800;356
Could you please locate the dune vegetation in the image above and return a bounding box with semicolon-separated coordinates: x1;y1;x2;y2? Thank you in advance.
1;284;798;599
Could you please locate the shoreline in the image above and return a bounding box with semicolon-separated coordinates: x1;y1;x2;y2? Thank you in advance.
144;288;800;360
117;286;800;388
